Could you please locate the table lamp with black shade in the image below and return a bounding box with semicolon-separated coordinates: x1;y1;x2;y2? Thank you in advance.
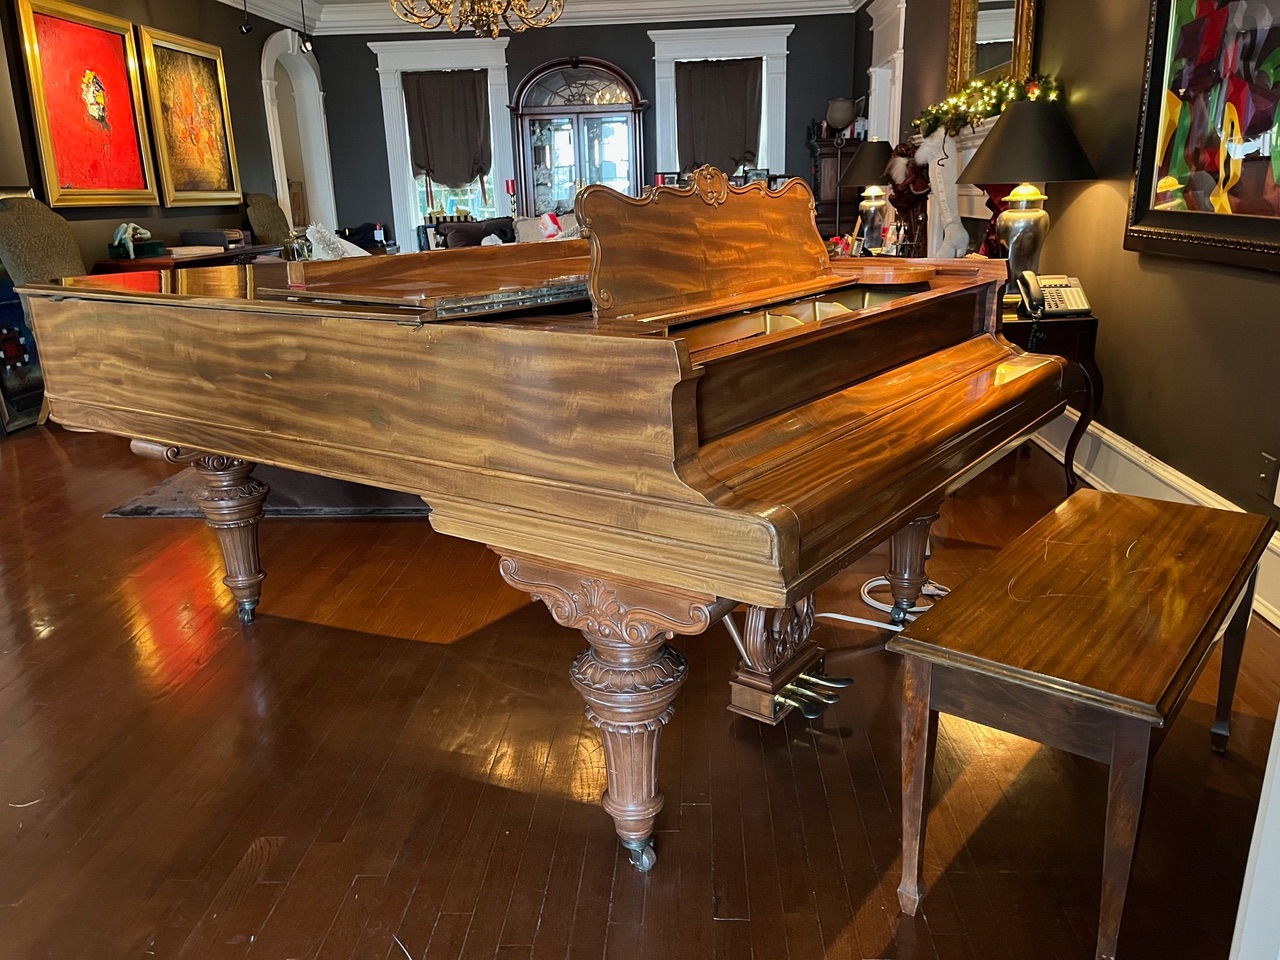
840;138;894;254
956;99;1095;292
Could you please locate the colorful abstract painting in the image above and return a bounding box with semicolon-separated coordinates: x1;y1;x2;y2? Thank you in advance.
140;28;241;206
1151;0;1280;217
17;0;156;206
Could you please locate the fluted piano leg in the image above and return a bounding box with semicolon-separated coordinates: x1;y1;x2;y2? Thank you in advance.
886;509;940;625
497;552;732;870
129;441;269;624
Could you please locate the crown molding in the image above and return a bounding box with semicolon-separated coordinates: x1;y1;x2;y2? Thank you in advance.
218;0;866;36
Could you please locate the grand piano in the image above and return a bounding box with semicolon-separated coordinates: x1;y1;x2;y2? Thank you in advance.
19;167;1066;870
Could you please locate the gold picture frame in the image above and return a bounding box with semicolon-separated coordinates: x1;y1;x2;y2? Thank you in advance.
947;0;1038;93
138;26;242;207
16;0;158;207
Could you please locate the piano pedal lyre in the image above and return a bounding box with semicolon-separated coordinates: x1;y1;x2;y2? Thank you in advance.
723;597;852;724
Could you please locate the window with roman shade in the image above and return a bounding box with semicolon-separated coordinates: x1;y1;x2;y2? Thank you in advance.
673;57;764;175
402;69;496;218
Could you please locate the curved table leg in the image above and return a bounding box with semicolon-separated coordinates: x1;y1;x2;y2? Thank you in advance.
1064;358;1102;494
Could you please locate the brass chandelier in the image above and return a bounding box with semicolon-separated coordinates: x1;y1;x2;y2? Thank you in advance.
388;0;564;38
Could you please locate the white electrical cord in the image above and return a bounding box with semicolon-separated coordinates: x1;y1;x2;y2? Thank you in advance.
813;576;952;633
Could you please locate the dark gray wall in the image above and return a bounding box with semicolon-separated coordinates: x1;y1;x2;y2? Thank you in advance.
0;0;283;263
314;15;865;236
903;0;1280;519
1039;0;1280;519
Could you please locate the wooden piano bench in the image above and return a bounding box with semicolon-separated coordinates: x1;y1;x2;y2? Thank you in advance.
886;490;1275;960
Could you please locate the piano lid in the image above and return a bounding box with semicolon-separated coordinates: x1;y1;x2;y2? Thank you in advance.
576;166;853;327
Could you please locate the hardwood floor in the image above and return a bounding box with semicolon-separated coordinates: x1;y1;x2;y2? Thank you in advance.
0;425;1275;960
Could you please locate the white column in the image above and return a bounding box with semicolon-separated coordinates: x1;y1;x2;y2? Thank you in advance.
377;67;420;252
867;0;906;144
261;76;291;224
654;58;677;172
305;89;339;228
486;65;514;210
762;51;787;173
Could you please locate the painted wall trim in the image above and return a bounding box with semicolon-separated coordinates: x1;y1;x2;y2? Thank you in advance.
217;0;866;34
368;38;513;251
1032;411;1280;628
649;24;794;174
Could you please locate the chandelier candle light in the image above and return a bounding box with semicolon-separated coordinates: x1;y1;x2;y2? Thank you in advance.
389;0;564;36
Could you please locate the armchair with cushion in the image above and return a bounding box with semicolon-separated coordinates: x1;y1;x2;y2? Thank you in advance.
0;197;87;285
244;192;293;246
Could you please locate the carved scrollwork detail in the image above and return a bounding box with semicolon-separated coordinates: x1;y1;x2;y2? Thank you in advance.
192;480;269;503
571;646;688;695
498;558;711;645
690;165;730;207
585;704;677;736
741;595;815;674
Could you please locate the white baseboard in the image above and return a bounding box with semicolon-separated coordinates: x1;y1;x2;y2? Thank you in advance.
1032;411;1280;628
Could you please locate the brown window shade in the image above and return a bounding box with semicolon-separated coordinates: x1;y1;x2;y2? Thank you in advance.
674;58;763;175
402;70;492;189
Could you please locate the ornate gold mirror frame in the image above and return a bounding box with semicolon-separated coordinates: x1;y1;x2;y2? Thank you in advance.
947;0;1037;92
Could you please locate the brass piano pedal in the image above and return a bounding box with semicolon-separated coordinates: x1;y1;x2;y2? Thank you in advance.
799;671;853;689
775;691;824;720
786;681;838;706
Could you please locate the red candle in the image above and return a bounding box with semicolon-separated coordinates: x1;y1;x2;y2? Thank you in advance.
505;179;516;194
655;174;666;186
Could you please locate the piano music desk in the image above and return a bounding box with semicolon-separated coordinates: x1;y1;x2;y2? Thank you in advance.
1002;309;1102;493
888;490;1274;960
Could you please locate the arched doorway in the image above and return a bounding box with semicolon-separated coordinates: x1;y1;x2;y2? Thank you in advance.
260;30;337;229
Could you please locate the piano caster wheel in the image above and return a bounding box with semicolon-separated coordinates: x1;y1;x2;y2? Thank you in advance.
625;840;657;872
889;600;911;626
237;601;257;625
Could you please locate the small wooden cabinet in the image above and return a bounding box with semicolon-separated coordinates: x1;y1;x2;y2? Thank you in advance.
510;58;647;218
807;125;864;239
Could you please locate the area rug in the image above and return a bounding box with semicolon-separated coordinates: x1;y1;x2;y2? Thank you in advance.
106;465;431;519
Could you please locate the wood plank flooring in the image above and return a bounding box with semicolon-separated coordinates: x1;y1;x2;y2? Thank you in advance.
0;425;1276;960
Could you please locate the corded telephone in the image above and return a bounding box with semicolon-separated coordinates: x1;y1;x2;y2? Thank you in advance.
1016;271;1092;318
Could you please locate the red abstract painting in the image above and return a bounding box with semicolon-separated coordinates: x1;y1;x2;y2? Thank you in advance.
31;12;147;191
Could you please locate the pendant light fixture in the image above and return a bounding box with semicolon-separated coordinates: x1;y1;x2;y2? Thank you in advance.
388;0;564;39
297;0;313;52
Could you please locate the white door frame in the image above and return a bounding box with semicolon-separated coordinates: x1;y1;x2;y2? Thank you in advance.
368;38;513;253
260;29;338;229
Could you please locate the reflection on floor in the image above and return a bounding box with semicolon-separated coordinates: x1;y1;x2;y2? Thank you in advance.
0;426;1275;960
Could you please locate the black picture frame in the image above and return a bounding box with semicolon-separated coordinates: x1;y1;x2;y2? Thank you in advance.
1124;0;1280;273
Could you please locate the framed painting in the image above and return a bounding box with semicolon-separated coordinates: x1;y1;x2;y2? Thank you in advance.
138;27;242;207
15;0;158;207
1125;0;1280;272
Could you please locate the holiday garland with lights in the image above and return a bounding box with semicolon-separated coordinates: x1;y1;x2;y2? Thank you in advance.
913;75;1061;137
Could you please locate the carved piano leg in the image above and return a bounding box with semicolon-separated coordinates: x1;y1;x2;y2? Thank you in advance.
497;552;732;870
129;441;270;624
886;510;941;625
726;596;829;724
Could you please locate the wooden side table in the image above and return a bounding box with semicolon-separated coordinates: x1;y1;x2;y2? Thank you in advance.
888;491;1275;960
1002;311;1102;493
91;244;284;274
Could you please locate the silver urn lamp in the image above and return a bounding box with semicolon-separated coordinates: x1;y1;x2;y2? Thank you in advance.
839;138;894;253
956;99;1095;291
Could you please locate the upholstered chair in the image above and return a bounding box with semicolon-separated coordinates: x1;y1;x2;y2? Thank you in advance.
245;193;293;245
0;197;87;285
